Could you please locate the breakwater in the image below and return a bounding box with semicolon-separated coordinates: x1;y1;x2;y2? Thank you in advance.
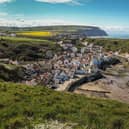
67;72;103;92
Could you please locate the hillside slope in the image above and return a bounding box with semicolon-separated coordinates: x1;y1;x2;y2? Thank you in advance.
0;36;62;61
0;82;129;129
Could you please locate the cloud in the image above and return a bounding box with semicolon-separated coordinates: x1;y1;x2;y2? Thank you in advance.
101;25;129;34
35;0;83;5
0;18;77;27
0;0;13;4
35;0;73;3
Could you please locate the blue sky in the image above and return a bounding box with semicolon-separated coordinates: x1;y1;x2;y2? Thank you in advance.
0;0;129;33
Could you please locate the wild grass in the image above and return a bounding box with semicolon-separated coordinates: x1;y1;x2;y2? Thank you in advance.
0;82;129;129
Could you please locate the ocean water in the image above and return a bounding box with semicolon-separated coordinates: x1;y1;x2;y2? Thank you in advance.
107;34;129;39
89;34;129;39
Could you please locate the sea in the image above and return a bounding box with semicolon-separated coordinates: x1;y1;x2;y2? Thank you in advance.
107;34;129;39
89;34;129;39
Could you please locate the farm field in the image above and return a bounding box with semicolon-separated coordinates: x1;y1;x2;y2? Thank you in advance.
17;31;55;37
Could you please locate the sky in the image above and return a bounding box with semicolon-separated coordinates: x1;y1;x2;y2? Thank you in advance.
0;0;129;34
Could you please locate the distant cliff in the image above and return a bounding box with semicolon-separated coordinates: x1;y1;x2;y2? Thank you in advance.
0;25;108;37
78;27;108;37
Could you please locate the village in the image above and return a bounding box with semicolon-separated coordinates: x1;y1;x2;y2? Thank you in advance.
0;37;123;91
0;29;128;91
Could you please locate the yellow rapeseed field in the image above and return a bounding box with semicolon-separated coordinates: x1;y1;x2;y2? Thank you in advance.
17;31;54;37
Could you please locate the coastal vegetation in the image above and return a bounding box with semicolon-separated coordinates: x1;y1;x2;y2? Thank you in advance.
0;36;62;61
87;38;129;53
0;63;25;82
0;82;129;129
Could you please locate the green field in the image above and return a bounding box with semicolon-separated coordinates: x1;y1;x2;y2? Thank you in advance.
0;82;129;129
0;36;53;43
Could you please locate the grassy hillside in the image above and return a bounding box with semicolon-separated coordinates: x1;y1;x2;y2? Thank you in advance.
87;38;129;53
0;25;102;32
0;82;129;129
